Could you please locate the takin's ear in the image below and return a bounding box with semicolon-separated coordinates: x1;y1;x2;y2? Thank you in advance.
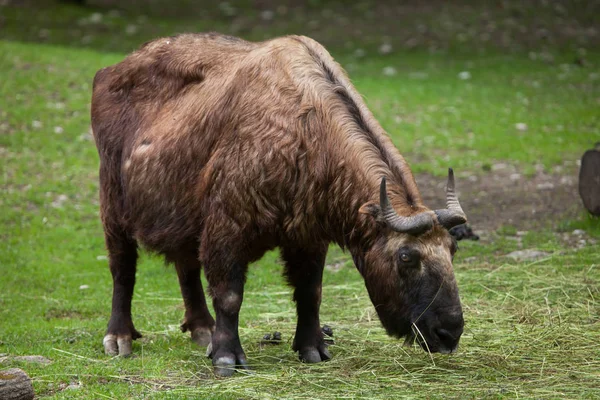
359;201;381;219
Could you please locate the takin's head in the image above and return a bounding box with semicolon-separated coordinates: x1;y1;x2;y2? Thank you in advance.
355;168;467;354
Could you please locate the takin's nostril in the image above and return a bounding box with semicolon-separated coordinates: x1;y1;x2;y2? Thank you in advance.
435;328;456;345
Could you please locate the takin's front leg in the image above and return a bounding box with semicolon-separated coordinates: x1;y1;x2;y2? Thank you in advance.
282;243;331;363
200;213;253;377
202;245;249;377
204;269;250;377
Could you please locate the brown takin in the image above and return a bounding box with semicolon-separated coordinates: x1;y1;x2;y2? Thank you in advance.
91;32;468;377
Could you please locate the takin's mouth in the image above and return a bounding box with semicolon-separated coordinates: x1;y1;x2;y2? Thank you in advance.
403;329;459;354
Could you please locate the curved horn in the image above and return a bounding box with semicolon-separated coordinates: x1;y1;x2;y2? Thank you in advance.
434;168;467;229
380;177;434;235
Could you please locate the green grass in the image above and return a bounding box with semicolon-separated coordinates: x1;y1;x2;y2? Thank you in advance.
1;1;600;399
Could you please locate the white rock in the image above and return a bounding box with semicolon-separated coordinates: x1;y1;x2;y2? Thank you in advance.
515;122;528;131
79;285;89;290
510;173;521;181
572;229;586;236
379;43;393;55
382;66;397;76
96;255;108;261
32;120;42;129
66;382;82;390
54;126;64;134
458;71;471;80
536;182;554;190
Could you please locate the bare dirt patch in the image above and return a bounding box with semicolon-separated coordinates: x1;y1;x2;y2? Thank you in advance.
416;162;583;232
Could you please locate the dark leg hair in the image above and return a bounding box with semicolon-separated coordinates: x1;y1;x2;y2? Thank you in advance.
204;262;249;377
199;213;252;377
282;243;330;363
103;228;141;356
173;250;215;346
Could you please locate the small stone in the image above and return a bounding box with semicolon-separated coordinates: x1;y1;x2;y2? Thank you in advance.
322;325;334;344
382;66;397;76
96;255;108;261
32;120;42;129
218;2;236;17
378;43;393;55
354;48;366;58
260;332;281;345
54;126;64;134
491;163;508;171
572;229;586;236
89;12;103;23
325;262;345;272
458;71;471;80
560;176;574;185
510;173;521;181
260;10;274;21
515;122;528;131
66;382;82;390
536;182;554;190
125;24;138;35
79;285;89;290
505;249;551;261
51;194;68;208
13;355;52;364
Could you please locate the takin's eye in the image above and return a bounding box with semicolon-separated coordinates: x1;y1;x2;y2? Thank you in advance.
397;247;421;268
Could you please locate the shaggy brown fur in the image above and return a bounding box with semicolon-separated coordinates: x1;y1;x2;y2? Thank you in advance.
91;33;464;376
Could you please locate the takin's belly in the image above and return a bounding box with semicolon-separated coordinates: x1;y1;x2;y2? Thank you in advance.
122;146;210;250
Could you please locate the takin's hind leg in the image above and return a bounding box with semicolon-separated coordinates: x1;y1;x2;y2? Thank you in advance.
282;243;331;363
103;228;142;356
172;250;216;346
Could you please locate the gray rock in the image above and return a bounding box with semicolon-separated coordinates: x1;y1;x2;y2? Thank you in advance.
536;182;555;190
12;355;52;364
505;249;551;261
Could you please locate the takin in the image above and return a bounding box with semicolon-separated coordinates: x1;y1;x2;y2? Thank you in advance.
91;33;468;377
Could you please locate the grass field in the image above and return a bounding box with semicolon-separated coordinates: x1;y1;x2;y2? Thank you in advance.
1;1;599;399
